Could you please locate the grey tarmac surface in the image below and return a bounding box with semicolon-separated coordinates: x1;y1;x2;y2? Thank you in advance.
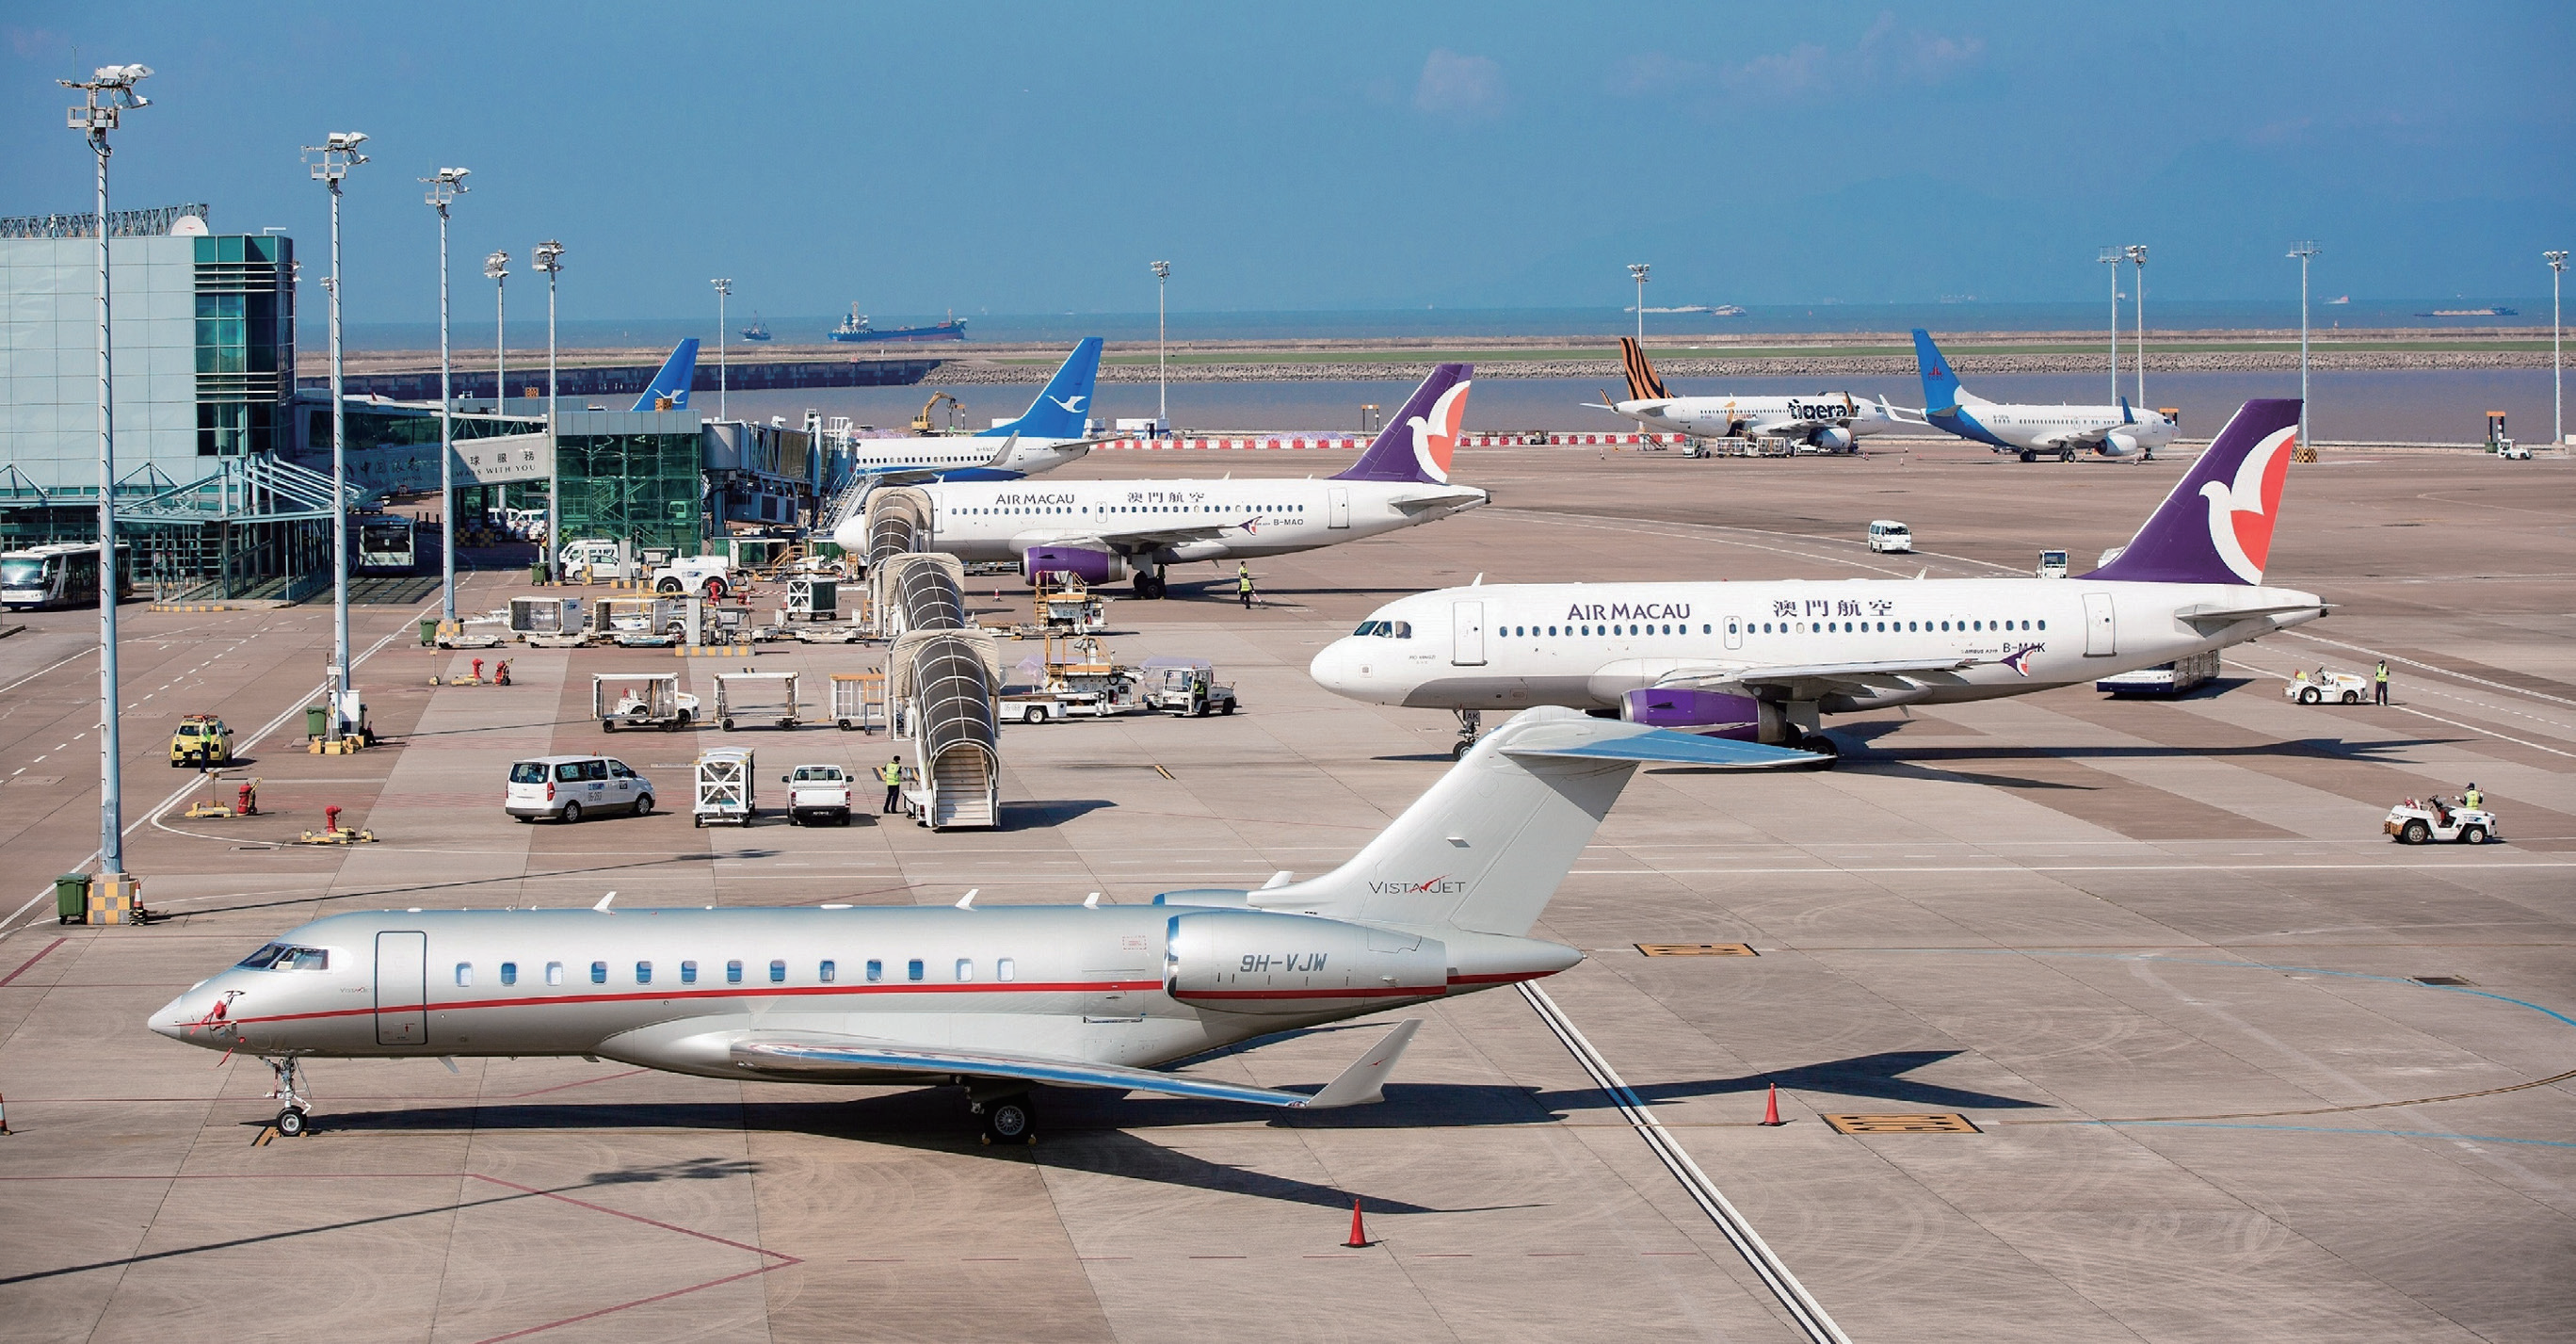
0;438;2569;1343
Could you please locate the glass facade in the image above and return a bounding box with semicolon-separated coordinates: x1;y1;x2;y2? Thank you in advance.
556;416;707;554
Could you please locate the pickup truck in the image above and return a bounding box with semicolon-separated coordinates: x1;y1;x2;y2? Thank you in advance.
782;764;854;826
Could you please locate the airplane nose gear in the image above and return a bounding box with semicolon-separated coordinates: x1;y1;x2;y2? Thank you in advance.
1452;708;1483;760
265;1057;314;1137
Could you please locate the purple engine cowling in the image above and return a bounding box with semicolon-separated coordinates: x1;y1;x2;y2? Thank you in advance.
1022;545;1128;586
1619;687;1764;741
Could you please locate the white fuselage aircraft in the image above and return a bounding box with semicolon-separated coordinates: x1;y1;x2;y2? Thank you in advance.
1599;337;1900;451
843;337;1106;486
832;364;1487;598
1313;399;2324;757
149;708;1813;1143
1914;329;2176;462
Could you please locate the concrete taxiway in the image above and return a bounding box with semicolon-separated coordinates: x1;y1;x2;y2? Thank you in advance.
1;440;2569;1342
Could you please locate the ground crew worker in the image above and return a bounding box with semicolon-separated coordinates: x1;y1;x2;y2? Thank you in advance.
2464;782;2483;811
2375;659;2390;705
1236;562;1254;609
879;756;905;814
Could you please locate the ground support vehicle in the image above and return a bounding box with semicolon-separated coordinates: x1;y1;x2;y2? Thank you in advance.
169;714;233;768
506;754;655;823
2385;797;2502;845
2288;668;2372;704
782;764;854;825
715;672;805;731
508;596;584;638
2037;550;2069;579
2097;649;2220;696
796;624;864;645
830;672;888;731
783;577;839;622
694;748;755;827
1139;656;1237;717
652;556;734;599
1867;519;1914;553
594;674;700;732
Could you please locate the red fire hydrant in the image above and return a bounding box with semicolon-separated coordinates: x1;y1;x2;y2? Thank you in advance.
325;804;342;835
236;781;258;817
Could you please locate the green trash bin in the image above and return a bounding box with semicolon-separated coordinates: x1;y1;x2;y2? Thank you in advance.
529;560;548;586
55;873;90;925
305;704;329;739
419;616;440;647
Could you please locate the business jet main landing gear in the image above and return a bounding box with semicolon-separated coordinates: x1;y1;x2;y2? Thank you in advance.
266;1056;314;1137
1451;709;1483;760
969;1085;1037;1145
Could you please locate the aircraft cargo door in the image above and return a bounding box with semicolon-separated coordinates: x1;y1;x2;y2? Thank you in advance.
1327;488;1350;529
2083;591;2116;656
1452;601;1487;666
375;931;427;1046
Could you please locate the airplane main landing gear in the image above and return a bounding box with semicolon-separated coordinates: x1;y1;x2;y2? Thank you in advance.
1131;568;1167;600
970;1089;1037;1145
1451;708;1483;760
266;1056;314;1137
1795;733;1842;764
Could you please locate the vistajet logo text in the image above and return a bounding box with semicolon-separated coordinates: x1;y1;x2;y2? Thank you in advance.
1367;876;1465;897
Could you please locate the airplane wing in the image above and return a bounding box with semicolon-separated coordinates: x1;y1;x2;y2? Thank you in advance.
733;1019;1422;1110
1654;656;1984;698
1023;515;1272;554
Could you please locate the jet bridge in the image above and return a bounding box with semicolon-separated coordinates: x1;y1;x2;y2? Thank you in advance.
888;628;1001;830
861;485;934;571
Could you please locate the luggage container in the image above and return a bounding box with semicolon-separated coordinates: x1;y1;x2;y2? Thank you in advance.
784;577;839;622
692;747;755;827
509;595;584;636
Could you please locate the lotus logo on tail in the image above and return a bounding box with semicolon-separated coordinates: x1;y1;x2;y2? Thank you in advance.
2001;643;2042;676
1409;381;1472;483
2202;426;2297;584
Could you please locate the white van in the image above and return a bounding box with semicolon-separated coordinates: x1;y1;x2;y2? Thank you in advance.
506;754;657;823
1867;519;1913;554
556;538;627;579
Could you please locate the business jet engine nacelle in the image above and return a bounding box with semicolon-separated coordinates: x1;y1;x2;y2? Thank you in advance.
1022;544;1129;586
1166;910;1447;1015
2100;431;2142;458
1808;426;1855;452
1618;687;1784;743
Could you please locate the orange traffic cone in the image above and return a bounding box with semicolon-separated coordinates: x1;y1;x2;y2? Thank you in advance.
1344;1196;1370;1248
1759;1083;1784;1126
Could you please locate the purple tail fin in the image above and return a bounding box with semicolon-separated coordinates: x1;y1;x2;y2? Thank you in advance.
2085;398;2302;586
1334;364;1473;483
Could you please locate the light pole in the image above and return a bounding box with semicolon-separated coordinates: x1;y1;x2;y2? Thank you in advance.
61;62;152;882
1628;263;1650;345
712;278;732;419
306;131;368;744
2098;247;2122;402
533;241;562;574
1151;260;1170;434
485;250;508;417
2289;241;2319;450
2124;244;2149;408
423;168;469;622
2550;251;2568;448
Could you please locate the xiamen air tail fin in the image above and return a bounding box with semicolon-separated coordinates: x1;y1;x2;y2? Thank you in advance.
1618;336;1669;401
981;337;1103;439
2086;398;2302;586
1910;329;1987;413
1334;363;1473;484
628;339;700;413
1249;706;1815;937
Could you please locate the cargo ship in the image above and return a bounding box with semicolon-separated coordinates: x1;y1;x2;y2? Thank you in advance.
829;303;968;343
2418;306;2518;316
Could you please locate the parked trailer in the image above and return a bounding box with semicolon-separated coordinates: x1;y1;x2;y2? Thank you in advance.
593;673;700;731
715;671;805;731
692;747;755;827
830;672;888;731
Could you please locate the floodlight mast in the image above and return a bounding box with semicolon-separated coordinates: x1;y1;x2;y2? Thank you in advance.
1151;260;1171;434
61;62;153;881
1629;263;1650;345
423;168;469;623
485;251;508;421
2550;251;2568;449
305;130;369;744
2289;241;2319;452
2125;245;2148;407
712;278;732;419
533;241;563;575
2098;247;2122;402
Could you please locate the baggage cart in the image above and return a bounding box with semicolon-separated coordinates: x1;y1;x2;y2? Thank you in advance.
715;671;804;731
830;672;887;731
593;673;700;732
692;747;755;827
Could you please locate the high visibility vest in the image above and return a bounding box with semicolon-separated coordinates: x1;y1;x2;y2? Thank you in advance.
2464;789;2483;809
1237;575;1252;591
2375;663;2389;682
879;763;903;785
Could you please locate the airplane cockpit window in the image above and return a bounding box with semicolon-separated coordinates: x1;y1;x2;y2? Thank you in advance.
1391;622;1411;639
1353;621;1384;636
238;944;330;970
237;943;288;969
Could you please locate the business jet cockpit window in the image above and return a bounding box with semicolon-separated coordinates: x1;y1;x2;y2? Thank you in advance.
1351;621;1413;639
237;944;330;971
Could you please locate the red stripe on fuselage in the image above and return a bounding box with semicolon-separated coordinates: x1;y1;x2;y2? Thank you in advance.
224;979;1167;1028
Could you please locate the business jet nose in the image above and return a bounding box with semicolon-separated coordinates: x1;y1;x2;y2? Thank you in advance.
148;994;193;1042
1310;639;1390;704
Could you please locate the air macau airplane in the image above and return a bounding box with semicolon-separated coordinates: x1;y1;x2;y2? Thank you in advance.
151;710;1811;1143
1312;398;2324;759
834;364;1486;598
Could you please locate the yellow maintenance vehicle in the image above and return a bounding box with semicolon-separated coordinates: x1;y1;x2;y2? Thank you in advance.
169;714;233;768
910;392;964;434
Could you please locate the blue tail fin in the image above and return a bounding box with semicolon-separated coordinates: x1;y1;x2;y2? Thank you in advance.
981;337;1103;438
629;339;700;413
1333;364;1473;483
2120;395;2134;424
1911;329;1967;413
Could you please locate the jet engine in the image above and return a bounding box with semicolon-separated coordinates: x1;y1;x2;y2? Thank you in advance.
1166;910;1447;1015
1808;426;1855;452
1618;686;1781;742
2100;431;2142;458
1021;545;1128;586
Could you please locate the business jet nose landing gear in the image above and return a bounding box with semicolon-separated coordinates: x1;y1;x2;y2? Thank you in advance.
266;1056;314;1137
1451;708;1483;760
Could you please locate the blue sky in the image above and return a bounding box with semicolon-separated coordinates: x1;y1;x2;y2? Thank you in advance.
5;2;2569;322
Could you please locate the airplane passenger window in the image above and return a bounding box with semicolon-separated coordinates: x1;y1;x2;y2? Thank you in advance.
866;959;882;982
680;961;699;984
769;960;786;983
500;962;517;986
819;960;837;983
546;962;563;986
590;962;606;984
456;963;473;987
997;958;1015;981
2037;621;2045;630
636;961;652;984
1548;626;1557;636
907;959;926;982
956;958;974;982
726;960;743;984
